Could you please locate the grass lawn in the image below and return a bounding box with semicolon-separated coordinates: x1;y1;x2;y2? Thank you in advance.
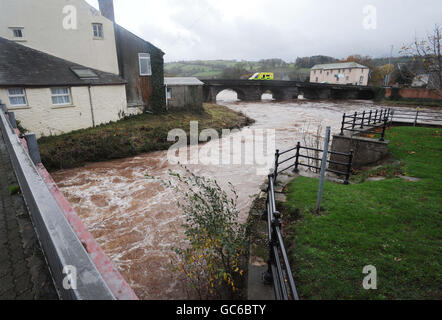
284;126;442;299
38;103;253;171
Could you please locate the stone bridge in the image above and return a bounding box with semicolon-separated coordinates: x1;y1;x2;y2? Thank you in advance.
202;79;376;102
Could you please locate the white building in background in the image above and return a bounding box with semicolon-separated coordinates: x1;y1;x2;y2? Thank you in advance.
0;37;128;138
0;0;119;75
310;62;370;86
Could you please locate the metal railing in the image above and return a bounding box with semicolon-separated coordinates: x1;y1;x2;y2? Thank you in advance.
389;108;442;126
339;108;392;141
263;141;354;300
264;171;299;300
275;143;354;185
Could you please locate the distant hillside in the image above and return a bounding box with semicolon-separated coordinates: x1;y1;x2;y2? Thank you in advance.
164;59;310;81
164;56;415;82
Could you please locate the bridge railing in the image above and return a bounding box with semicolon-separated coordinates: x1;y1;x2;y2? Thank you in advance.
339;108;391;141
389;108;442;126
0;102;137;300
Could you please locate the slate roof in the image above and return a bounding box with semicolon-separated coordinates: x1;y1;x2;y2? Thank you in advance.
0;37;126;87
165;77;204;86
311;62;369;70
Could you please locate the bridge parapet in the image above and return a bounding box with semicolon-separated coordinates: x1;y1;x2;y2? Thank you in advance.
201;79;375;102
0;102;137;300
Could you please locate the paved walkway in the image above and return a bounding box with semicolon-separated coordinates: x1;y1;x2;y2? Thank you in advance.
0;129;58;300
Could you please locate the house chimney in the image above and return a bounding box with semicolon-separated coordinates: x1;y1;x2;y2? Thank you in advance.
98;0;115;22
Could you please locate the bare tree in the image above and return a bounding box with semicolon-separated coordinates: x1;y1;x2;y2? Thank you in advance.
401;24;442;95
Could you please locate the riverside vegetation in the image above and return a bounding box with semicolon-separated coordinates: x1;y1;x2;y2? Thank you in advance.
37;103;254;171
166;169;248;300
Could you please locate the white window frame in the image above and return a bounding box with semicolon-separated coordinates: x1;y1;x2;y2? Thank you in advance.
92;23;104;39
50;87;72;106
139;53;152;76
166;87;172;100
8;88;28;107
9;27;25;41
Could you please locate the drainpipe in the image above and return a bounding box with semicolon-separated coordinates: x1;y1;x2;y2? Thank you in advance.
165;84;169;111
88;85;96;128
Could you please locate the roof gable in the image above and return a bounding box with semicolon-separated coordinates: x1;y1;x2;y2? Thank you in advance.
0;37;126;87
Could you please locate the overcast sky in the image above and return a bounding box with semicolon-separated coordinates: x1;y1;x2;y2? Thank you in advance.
86;0;442;62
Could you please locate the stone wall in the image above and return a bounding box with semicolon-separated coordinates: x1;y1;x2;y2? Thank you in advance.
385;87;442;101
330;134;390;170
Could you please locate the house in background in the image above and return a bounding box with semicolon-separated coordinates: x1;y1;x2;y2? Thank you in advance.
0;0;165;114
411;74;430;88
310;62;370;86
164;78;204;111
0;0;119;74
98;0;165;112
0;37;128;137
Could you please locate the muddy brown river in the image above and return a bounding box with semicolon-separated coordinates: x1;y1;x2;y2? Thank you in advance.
51;92;420;299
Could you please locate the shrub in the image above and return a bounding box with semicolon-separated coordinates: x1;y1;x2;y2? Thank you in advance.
167;169;248;300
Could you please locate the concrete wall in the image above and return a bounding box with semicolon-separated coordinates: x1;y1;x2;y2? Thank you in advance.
0;85;127;137
310;67;369;86
0;0;119;74
385;87;442;100
167;85;203;111
330;134;389;170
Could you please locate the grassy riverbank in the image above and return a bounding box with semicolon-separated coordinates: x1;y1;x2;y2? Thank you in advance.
38;103;254;171
284;126;442;299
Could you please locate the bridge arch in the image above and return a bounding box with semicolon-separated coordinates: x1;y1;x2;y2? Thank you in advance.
261;89;276;101
262;86;297;101
216;88;240;102
214;87;248;102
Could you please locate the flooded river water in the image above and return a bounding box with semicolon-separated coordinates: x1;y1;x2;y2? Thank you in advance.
51;92;413;299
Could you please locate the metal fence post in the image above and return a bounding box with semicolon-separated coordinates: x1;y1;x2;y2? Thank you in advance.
374;110;378;124
368;110;372;125
345;150;354;185
390;109;395;125
340;113;346;135
380;117;388;141
316;127;330;212
293;142;301;173
361;111;366;129
414;107;420;127
352;112;357;131
274;150;280;181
